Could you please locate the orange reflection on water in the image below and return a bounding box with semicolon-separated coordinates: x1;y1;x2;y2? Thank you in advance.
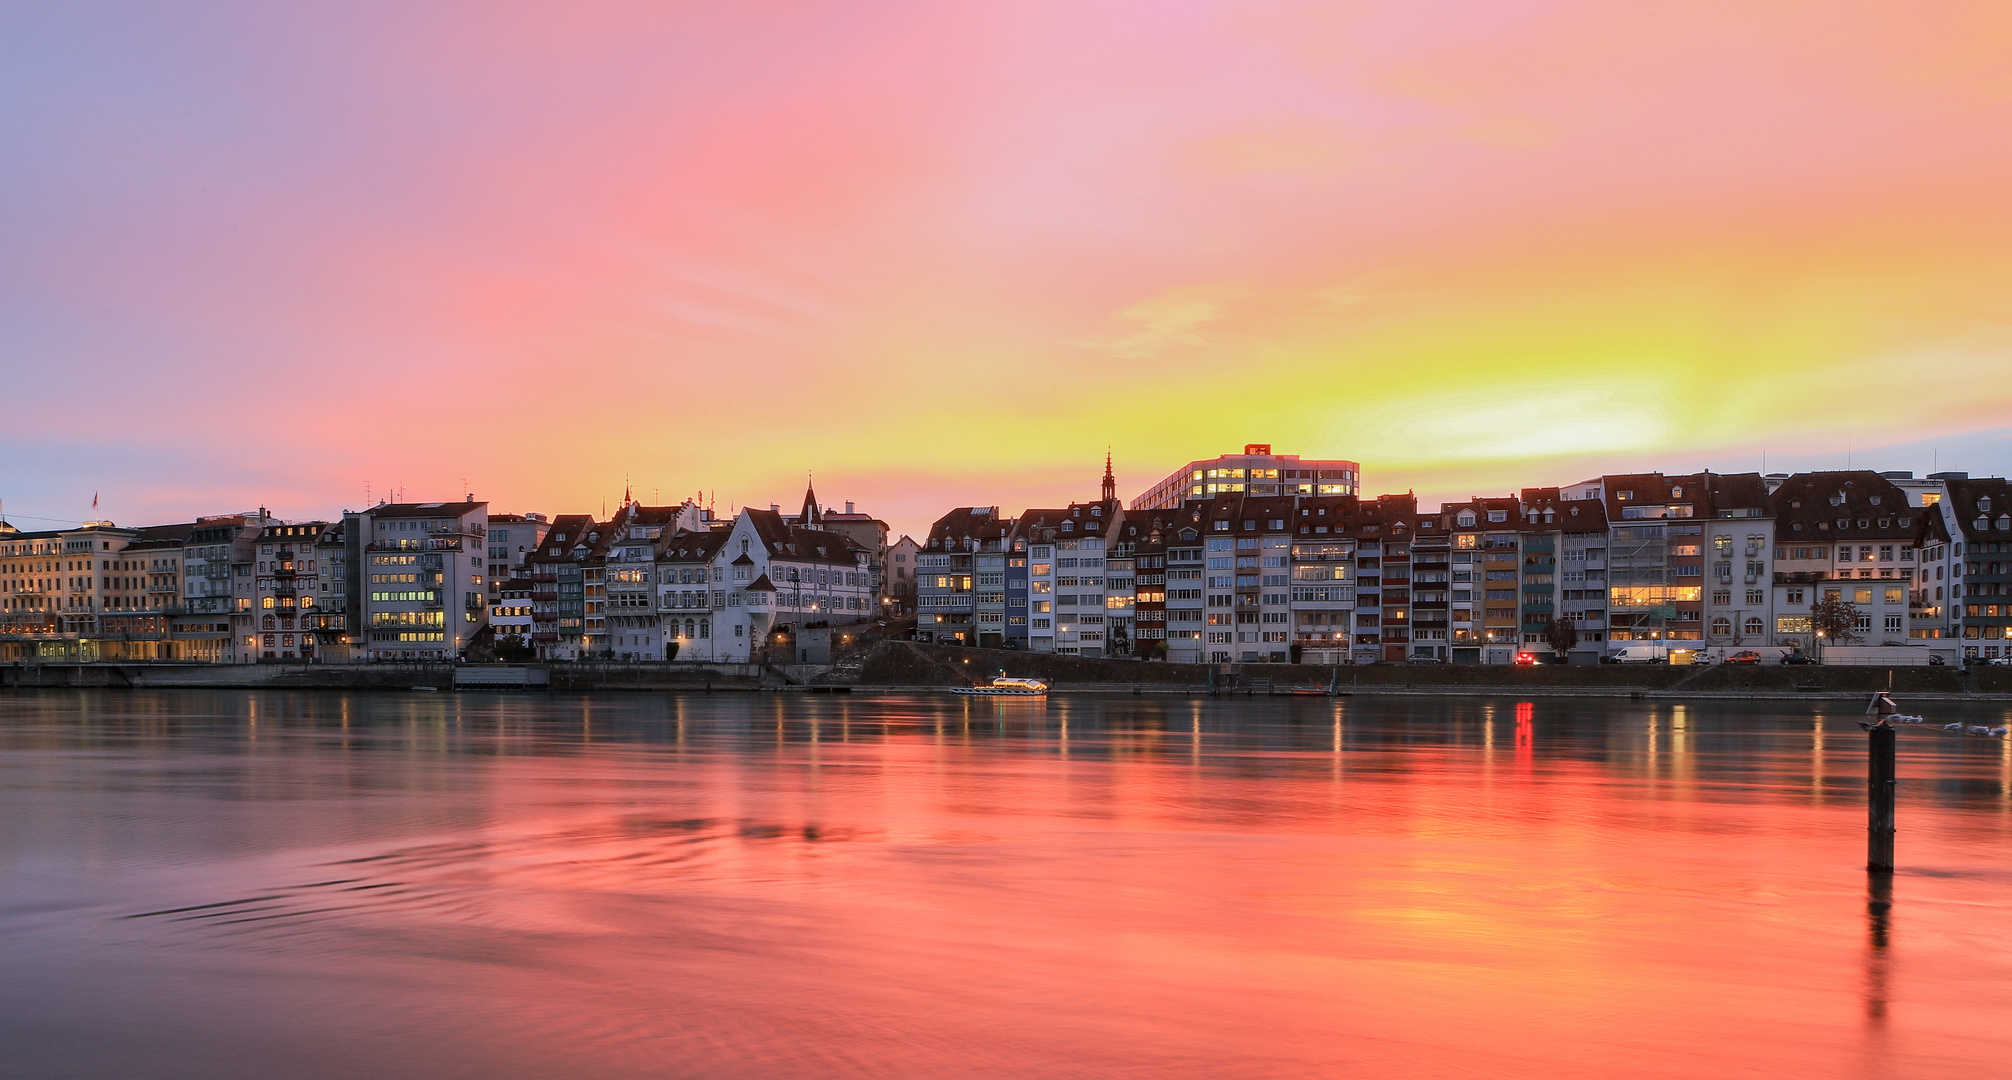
1;690;2009;1078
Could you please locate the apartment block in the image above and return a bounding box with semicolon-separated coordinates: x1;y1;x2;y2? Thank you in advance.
350;499;491;661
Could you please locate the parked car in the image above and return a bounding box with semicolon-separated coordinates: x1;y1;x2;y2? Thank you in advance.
1725;650;1763;665
1606;645;1671;664
1967;655;2011;666
1929;654;1947;666
1781;652;1817;665
1514;652;1538;665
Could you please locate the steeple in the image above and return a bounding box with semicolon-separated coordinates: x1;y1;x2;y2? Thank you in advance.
1101;450;1116;503
800;472;823;527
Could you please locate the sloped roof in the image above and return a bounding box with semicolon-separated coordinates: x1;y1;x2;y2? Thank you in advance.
1706;471;1771;515
1769;472;1919;544
528;514;596;563
1940;476;2012;542
1598;472;1709;523
368;501;487;519
745;573;776;591
925;506;1006;548
656;527;728;562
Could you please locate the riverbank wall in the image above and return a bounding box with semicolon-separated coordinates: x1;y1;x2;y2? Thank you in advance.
11;639;2012;701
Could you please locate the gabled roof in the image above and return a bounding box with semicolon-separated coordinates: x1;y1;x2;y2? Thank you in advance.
745;573;776;591
741;506;869;564
1940;476;2012;542
529;514;597;563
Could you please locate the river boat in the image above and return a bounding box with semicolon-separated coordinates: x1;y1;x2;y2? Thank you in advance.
950;677;1049;697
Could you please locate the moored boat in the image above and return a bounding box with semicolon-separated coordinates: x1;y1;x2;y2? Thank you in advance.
950;677;1049;697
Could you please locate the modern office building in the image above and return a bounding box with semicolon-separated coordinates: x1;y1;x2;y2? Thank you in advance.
1130;444;1359;511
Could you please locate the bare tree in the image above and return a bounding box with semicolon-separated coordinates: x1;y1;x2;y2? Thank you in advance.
1544;617;1579;659
1809;595;1862;644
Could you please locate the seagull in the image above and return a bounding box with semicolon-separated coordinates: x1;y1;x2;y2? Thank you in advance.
1895;715;1926;724
1989;727;2009;738
1967;725;1994;737
1944;722;1966;732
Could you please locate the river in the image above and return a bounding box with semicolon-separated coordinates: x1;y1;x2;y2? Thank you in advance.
2;690;2009;1078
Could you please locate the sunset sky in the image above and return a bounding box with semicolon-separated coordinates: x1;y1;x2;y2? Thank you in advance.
5;1;2011;539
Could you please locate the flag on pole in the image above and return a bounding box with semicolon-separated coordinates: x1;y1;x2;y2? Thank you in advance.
92;492;99;512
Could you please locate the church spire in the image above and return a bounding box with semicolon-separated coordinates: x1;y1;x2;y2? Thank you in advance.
1101;449;1116;502
800;471;822;527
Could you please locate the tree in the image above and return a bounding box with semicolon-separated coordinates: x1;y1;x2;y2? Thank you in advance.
1109;622;1132;657
1810;595;1862;644
1544;617;1579;658
664;640;680;662
494;633;536;664
1288;641;1305;665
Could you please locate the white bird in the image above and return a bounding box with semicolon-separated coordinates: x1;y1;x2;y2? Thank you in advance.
1944;722;1966;732
1967;725;1993;736
1989;727;2009;738
1895;715;1926;724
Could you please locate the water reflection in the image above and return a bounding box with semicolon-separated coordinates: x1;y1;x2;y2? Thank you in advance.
0;689;2009;1079
1865;872;1893;1024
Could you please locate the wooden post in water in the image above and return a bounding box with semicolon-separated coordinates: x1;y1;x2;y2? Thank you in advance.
1867;725;1896;873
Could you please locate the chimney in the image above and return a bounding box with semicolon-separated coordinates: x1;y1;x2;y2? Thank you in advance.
845;501;855;514
770;503;780;513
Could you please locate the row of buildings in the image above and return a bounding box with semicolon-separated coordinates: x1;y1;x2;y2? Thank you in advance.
912;446;2012;664
8;444;2012;665
0;482;916;665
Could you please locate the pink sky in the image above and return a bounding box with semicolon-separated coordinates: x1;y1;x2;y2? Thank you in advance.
4;1;2011;538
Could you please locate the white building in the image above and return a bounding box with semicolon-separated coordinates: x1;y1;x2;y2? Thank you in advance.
674;508;874;663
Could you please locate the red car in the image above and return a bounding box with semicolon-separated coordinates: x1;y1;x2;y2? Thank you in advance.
1514;652;1538;665
1725;650;1763;665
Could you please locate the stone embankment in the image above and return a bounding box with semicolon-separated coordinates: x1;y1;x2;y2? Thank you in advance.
828;640;2012;700
8;643;2012;700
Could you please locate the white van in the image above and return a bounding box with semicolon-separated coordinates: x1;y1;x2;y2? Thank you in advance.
1604;645;1670;664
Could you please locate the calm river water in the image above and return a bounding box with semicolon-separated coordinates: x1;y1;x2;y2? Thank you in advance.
2;689;2010;1078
